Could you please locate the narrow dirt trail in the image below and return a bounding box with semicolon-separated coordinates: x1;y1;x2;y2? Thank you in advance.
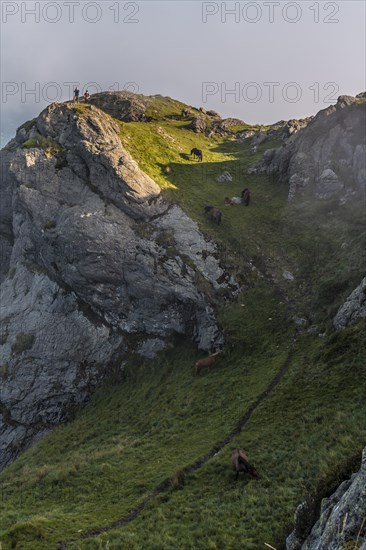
59;345;295;548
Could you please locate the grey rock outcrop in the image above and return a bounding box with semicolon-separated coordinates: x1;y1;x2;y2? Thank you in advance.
0;265;124;469
237;119;311;147
236;129;256;143
252;95;366;201
283;270;295;282
88;91;151;122
190;115;207;133
251;131;268;147
287;448;366;550
0;101;233;469
217;171;233;183
333;277;366;330
188;115;249;138
211;117;246;136
286;497;318;550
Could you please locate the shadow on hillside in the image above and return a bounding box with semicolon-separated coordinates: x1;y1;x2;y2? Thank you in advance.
156;158;259;241
210;140;243;157
166;162;233;192
159;157;257;197
161;138;279;196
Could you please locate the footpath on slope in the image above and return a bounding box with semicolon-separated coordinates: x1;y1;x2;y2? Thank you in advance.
58;344;295;548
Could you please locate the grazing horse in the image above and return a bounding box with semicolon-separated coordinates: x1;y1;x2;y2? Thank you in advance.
241;188;251;206
231;448;260;480
204;206;222;225
195;351;221;375
191;148;203;162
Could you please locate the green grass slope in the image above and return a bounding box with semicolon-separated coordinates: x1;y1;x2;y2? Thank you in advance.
1;96;365;549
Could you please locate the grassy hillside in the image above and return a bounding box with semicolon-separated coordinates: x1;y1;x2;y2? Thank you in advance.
1;96;365;549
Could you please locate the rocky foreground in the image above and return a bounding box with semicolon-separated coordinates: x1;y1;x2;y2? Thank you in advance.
287;448;366;550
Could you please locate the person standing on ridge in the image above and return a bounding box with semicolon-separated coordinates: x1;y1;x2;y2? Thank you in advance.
73;87;80;103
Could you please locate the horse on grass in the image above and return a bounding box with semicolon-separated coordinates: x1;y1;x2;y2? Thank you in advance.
195;351;221;375
231;448;260;480
191;148;203;162
241;188;251;206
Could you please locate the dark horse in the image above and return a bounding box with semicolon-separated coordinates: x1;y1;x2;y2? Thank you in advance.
204;206;222;225
241;188;251;206
231;448;260;481
191;148;203;162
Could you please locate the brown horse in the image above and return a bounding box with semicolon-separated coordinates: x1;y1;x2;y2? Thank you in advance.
204;206;222;225
231;448;260;480
195;351;221;375
241;188;251;206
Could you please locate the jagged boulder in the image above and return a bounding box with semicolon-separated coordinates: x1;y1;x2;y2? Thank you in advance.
211;118;246;136
190;115;207;133
251;131;268;147
284;118;312;137
286;497;318;550
333;277;366;330
217;171;233;183
236;129;256;143
0;102;234;469
88;91;151;122
240;119;311;149
287;449;366;549
252;94;366;201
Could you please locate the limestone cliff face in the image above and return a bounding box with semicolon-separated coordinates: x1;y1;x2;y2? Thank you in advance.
286;449;366;550
0;102;231;469
252;94;366;201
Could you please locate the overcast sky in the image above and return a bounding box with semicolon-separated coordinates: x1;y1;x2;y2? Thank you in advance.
1;0;365;146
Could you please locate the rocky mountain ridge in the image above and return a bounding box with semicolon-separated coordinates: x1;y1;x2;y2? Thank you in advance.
0;101;233;469
250;93;366;201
